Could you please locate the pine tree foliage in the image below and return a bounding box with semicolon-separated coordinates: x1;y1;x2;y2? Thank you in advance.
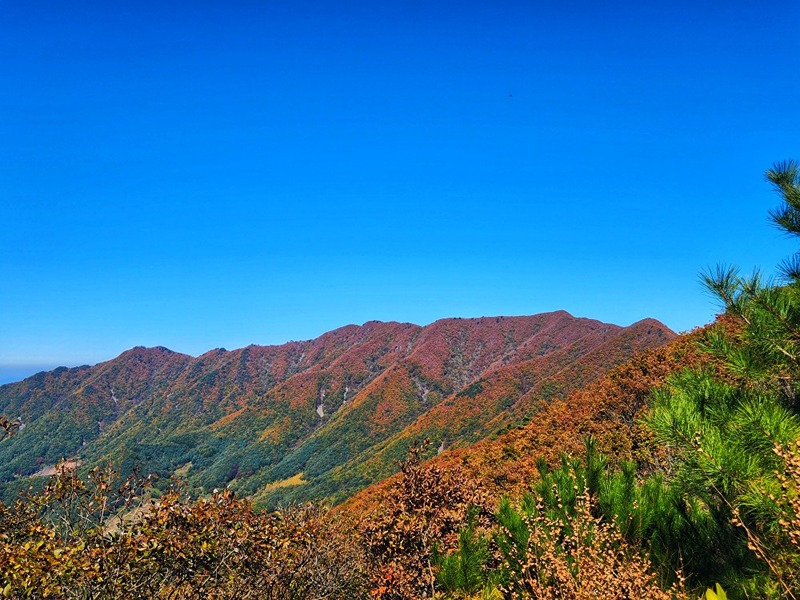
646;160;800;598
702;160;800;393
768;160;800;240
503;440;727;589
434;508;497;598
493;458;688;599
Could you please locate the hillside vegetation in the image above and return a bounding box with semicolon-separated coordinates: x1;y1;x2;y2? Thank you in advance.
0;313;672;506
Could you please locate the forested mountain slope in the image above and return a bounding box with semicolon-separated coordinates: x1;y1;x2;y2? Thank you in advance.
0;311;675;505
346;323;710;513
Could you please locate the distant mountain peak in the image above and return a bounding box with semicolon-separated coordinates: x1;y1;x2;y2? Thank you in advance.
118;345;182;358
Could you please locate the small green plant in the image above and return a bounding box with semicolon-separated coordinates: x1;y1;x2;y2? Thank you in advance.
435;508;495;597
705;583;727;600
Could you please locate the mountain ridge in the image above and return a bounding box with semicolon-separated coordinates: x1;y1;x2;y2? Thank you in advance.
0;311;676;505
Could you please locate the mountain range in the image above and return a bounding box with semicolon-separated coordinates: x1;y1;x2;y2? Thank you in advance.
0;311;675;505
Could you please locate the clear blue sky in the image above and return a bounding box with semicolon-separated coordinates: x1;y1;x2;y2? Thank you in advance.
1;1;798;382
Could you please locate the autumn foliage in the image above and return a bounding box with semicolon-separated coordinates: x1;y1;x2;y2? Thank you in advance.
360;440;492;599
495;486;688;600
0;464;366;599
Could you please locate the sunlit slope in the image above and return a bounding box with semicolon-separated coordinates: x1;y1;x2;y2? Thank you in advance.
267;317;674;504
345;325;710;514
0;312;675;505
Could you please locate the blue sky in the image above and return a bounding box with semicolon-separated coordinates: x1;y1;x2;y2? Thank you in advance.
1;1;799;382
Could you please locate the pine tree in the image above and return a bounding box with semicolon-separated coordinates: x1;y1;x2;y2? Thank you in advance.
645;160;800;597
702;160;800;399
